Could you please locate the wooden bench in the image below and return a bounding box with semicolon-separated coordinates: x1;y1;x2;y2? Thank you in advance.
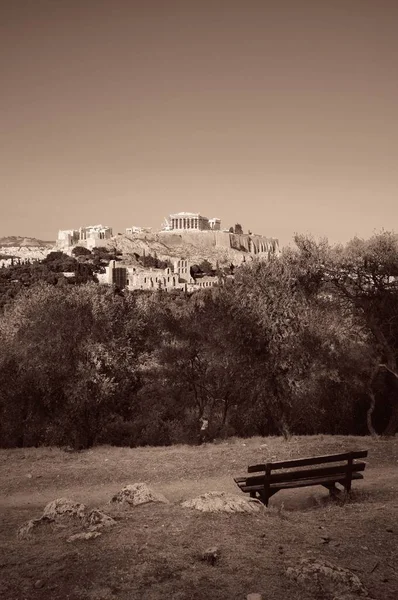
234;450;368;506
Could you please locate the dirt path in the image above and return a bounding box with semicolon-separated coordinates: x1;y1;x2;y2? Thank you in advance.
2;466;397;512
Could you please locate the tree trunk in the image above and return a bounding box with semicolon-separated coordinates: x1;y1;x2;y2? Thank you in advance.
379;364;398;436
366;391;378;437
382;397;398;436
279;414;291;441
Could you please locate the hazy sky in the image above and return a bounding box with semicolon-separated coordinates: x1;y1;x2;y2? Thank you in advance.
1;0;398;247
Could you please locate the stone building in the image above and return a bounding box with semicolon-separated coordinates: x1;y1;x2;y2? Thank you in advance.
57;225;113;250
100;259;200;292
97;260;128;287
167;212;221;231
57;229;80;248
127;266;180;291
173;259;194;282
196;275;218;288
126;226;152;235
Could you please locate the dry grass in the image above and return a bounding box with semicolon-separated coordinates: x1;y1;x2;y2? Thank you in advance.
1;435;397;599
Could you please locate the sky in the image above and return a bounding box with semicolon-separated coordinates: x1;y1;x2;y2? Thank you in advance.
1;0;398;248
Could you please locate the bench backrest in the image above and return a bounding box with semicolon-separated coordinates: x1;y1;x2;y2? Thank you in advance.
246;450;368;486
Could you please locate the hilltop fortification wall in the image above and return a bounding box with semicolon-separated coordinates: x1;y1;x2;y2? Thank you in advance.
158;231;279;255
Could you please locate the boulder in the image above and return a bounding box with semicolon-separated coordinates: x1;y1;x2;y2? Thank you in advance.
181;491;263;513
201;546;221;565
83;509;116;531
67;531;102;543
17;516;53;540
43;498;87;520
110;483;169;506
18;498;87;540
286;558;371;600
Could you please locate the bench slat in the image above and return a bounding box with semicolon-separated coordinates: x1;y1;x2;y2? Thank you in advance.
237;472;364;493
245;461;366;487
248;450;368;473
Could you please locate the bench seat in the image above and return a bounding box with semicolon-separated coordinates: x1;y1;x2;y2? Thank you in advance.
235;471;364;493
234;450;368;506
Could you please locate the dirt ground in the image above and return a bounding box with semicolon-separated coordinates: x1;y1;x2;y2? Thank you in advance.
1;435;397;600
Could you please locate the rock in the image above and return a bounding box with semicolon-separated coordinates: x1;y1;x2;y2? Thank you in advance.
17;516;53;540
110;483;169;506
67;531;102;543
34;579;44;589
43;498;87;520
386;527;394;533
247;595;262;600
286;558;371;599
181;491;263;513
83;509;116;531
321;535;332;544
201;546;220;565
18;498;88;540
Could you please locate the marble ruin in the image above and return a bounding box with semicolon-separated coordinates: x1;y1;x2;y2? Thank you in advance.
57;225;113;251
98;259;219;292
162;212;221;231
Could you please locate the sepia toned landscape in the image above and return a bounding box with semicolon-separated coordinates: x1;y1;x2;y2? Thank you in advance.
2;1;398;599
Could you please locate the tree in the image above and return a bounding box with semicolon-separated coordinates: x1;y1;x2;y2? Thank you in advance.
234;223;243;235
0;283;147;448
140;289;250;443
228;227;234;233
293;231;398;436
190;264;201;280
72;246;92;257
198;259;213;275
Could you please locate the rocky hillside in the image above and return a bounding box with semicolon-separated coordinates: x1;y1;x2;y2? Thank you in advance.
104;231;277;267
0;231;278;267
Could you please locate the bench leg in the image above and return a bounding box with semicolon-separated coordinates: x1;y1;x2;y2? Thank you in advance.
322;483;344;501
259;488;278;507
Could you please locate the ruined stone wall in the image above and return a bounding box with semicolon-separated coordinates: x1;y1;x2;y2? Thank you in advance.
158;231;217;249
158;230;279;256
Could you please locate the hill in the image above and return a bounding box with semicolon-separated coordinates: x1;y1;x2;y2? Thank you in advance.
0;236;54;248
104;230;278;267
0;236;55;262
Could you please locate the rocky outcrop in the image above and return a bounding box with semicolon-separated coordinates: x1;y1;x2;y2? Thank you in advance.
181;491;263;513
17;498;116;542
42;497;87;520
67;531;102;542
286;558;372;600
83;509;116;531
107;231;279;269
110;483;169;506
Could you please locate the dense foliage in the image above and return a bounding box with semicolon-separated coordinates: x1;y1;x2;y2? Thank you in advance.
1;231;398;449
